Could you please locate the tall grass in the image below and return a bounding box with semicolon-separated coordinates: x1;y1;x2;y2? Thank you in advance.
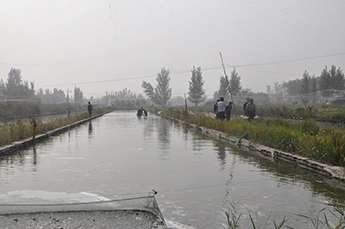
0;109;110;147
225;202;344;229
151;108;345;166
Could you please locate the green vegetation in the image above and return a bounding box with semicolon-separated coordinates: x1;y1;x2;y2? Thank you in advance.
225;201;344;229
150;107;345;166
0;108;110;147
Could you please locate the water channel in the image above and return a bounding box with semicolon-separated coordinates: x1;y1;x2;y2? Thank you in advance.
1;111;345;228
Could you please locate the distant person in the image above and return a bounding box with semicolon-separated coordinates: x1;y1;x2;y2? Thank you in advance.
143;108;148;116
214;99;220;119
137;108;143;117
246;98;256;122
225;101;233;121
217;97;226;120
243;98;250;116
137;107;147;117
87;102;94;117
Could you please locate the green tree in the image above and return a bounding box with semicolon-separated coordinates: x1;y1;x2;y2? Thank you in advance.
214;76;230;101
282;78;302;96
301;71;310;94
319;65;344;97
142;67;172;106
74;87;83;104
229;68;242;96
310;76;318;93
188;66;206;106
0;79;6;99
5;68;35;99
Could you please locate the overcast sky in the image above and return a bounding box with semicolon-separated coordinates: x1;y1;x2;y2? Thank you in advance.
1;0;345;99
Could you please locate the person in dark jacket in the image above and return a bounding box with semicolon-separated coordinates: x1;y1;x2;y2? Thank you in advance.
243;98;250;116
87;102;94;117
225;102;232;121
246;99;256;122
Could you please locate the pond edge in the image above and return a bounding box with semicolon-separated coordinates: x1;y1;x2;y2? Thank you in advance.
160;114;345;183
0;112;109;156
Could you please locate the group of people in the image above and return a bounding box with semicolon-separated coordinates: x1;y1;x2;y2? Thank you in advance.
214;97;233;121
214;97;256;122
137;107;148;117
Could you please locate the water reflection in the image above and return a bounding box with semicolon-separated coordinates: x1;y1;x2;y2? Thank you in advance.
231;146;345;206
32;145;37;168
213;141;227;171
88;121;93;135
142;116;154;141
157;118;170;152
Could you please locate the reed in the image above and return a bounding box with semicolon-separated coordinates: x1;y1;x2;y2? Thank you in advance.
225;202;344;229
0;109;110;147
151;108;345;166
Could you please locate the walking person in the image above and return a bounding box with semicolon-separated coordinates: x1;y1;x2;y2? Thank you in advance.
217;97;226;120
246;99;256;122
225;101;233;121
243;98;250;116
87;101;94;118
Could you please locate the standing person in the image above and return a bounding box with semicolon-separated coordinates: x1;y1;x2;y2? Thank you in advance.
217;97;226;120
243;98;250;116
246;98;256;122
225;101;233;121
87;102;94;118
142;107;148;116
214;99;220;119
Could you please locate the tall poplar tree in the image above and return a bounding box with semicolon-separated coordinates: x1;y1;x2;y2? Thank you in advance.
5;68;35;99
142;67;172;106
188;66;206;106
229;68;242;96
214;76;230;101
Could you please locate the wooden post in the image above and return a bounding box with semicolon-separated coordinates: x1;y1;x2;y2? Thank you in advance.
219;52;237;117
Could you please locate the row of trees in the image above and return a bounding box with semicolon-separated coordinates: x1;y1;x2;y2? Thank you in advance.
141;66;246;107
268;65;344;104
0;68;84;104
141;65;344;107
101;88;147;108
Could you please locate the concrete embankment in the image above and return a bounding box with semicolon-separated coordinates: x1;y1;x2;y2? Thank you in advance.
0;112;109;156
160;114;345;183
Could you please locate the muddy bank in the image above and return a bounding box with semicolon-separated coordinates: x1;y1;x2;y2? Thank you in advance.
161;114;345;183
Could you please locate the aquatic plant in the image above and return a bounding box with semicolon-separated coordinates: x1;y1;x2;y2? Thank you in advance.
225;202;344;229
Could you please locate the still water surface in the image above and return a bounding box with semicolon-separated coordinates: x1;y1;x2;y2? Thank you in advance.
1;111;345;228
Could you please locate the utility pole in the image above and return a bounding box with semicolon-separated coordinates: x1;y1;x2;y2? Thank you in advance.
219;52;237;117
184;94;188;111
67;89;70;117
74;85;77;115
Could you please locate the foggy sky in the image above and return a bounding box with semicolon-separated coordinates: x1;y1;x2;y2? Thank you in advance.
1;0;345;99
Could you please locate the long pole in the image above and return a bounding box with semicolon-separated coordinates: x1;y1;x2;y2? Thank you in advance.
219;52;237;117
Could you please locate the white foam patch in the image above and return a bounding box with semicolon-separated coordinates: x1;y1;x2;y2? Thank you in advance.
166;220;196;229
3;190;112;203
57;157;84;160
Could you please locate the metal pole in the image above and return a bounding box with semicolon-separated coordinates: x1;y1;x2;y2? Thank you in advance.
219;52;237;117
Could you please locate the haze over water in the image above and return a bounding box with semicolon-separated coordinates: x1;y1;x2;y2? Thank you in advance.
0;111;345;228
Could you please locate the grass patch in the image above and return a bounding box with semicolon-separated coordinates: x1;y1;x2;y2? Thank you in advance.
150;108;345;166
0;108;110;147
